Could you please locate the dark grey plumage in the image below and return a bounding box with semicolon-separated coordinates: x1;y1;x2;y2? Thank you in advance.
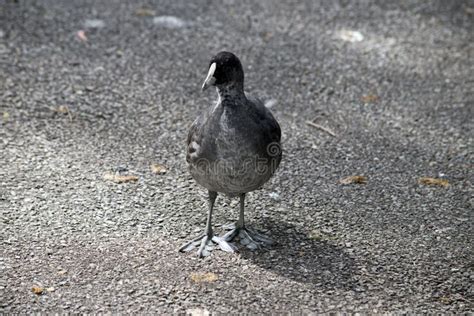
179;52;282;257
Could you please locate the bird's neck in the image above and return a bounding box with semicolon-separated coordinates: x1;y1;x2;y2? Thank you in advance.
216;82;246;102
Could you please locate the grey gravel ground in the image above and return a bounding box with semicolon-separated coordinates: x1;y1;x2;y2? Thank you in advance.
1;0;473;313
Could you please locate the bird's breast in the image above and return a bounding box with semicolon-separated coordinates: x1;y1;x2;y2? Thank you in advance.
186;102;281;194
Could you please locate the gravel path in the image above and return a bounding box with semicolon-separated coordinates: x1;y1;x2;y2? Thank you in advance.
1;0;473;313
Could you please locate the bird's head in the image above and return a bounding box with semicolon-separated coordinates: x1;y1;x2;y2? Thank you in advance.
201;51;244;91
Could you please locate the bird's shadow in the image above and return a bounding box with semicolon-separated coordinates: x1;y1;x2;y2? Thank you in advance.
240;219;359;290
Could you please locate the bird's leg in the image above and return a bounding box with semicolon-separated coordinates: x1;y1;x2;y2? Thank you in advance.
222;194;273;250
204;191;216;237
236;193;245;229
179;191;237;257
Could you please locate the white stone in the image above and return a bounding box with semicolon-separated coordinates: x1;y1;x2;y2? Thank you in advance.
153;16;187;28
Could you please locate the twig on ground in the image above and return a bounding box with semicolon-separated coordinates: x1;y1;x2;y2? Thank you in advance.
306;121;337;137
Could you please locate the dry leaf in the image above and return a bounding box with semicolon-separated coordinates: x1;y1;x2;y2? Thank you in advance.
77;30;87;41
308;229;323;240
308;229;336;241
439;296;452;305
103;173;139;183
151;163;167;174
361;94;379;103
49;105;69;114
50;105;73;121
339;175;367;185
32;287;44;295
418;177;449;187
190;272;218;283
135;8;156;16
262;31;273;41
465;6;474;15
57;105;69;113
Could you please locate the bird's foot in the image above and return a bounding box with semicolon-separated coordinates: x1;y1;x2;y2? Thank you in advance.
222;223;274;250
179;233;237;257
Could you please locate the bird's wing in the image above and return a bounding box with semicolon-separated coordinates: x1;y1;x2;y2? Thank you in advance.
186;113;205;163
186;115;201;146
247;96;281;144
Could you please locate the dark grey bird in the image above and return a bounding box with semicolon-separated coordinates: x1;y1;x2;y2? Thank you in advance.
179;51;282;257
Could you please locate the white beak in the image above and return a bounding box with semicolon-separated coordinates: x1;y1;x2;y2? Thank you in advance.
201;62;216;91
